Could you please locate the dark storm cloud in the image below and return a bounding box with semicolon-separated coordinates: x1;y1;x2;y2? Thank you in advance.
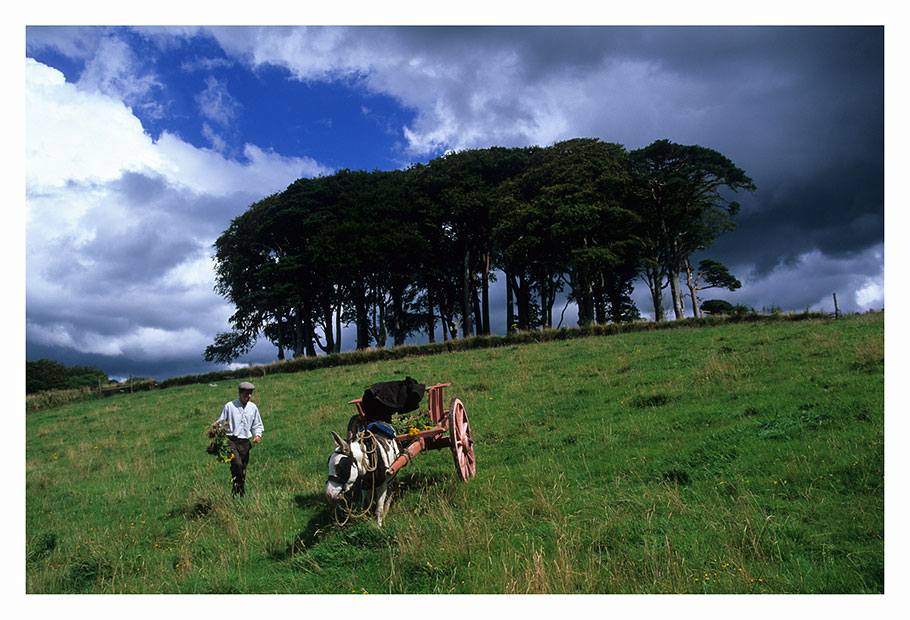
588;26;885;292
620;26;881;80
25;341;215;382
392;26;619;76
712;155;884;278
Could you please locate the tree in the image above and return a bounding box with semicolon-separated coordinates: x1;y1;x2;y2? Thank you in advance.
629;140;755;320
701;299;734;315
26;359;108;393
495;139;640;328
206;137;754;365
276;174;347;356
423;147;531;336
210;195;280;362
204;331;255;365
684;258;742;317
358;169;429;347
406;162;466;341
211;176;342;361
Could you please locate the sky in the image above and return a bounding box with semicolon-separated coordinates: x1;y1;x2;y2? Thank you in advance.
21;14;891;382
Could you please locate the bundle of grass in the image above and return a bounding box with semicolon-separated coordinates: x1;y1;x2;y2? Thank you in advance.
205;421;233;463
392;410;436;436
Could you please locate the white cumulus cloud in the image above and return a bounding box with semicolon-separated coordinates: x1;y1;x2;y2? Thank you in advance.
25;56;331;367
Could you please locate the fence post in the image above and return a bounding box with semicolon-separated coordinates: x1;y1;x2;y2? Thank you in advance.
833;292;840;319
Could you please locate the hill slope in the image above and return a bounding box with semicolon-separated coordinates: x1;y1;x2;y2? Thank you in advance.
25;312;884;593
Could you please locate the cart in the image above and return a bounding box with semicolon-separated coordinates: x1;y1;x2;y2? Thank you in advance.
347;382;476;481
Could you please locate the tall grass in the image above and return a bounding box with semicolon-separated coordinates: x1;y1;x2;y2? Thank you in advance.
25;312;884;593
26;386;98;414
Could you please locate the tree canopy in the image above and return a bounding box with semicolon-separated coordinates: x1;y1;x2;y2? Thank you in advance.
26;359;108;394
208;138;752;363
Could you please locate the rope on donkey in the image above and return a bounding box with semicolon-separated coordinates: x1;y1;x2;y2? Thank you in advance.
330;428;383;526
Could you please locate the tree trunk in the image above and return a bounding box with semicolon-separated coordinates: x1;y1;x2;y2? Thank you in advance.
539;277;549;328
375;296;388;348
540;275;556;328
668;268;685;319
322;299;335;353
511;272;530;331
462;249;473;337
303;302;317;357
355;283;369;350
426;287;436;343
594;274;608;325
471;285;482;337
574;269;595;327
664;231;686;319
651;288;664;322
334;298;342;353
481;252;490;335
506;270;515;333
392;288;405;347
292;310;303;357
275;315;285;360
643;266;666;322
684;258;701;318
655;199;683;320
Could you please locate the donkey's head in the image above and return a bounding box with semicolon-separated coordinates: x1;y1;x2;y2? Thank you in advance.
326;430;361;502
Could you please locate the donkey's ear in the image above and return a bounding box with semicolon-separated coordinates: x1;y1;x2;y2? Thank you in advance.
331;430;351;453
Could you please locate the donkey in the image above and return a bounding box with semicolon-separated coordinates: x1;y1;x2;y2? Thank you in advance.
325;428;400;526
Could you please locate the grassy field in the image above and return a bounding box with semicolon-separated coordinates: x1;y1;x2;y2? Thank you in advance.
25;312;884;594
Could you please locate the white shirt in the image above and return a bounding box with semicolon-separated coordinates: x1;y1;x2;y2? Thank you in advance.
214;399;264;439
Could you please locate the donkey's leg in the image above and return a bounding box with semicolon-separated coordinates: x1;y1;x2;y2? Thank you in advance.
375;482;389;527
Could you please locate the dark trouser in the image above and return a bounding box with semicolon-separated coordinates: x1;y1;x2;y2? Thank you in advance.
227;436;252;497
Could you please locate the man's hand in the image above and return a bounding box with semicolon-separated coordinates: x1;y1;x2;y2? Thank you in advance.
252;435;261;444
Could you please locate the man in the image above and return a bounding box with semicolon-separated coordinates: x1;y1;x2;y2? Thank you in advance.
212;381;264;497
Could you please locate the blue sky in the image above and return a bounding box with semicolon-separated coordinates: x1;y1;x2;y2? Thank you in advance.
22;18;891;381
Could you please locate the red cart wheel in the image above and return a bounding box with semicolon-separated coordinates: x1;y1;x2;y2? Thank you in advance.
448;398;476;480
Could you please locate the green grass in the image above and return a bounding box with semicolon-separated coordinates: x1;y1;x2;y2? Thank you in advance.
25;312;884;593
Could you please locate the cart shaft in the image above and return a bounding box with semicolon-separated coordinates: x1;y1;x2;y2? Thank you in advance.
386;431;451;476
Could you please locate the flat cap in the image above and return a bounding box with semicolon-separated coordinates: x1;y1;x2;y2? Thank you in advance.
238;381;255;391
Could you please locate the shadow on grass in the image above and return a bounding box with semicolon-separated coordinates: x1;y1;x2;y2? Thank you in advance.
393;469;452;494
273;471;452;561
264;492;336;560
